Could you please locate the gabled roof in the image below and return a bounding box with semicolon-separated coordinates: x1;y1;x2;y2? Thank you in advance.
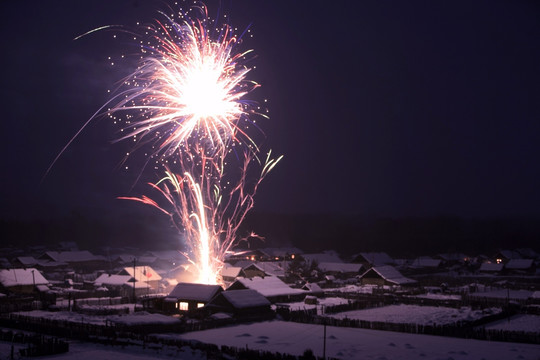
318;262;363;273
360;265;416;285
250;262;287;277
437;253;469;262
231;276;306;298
479;263;504;272
302;282;323;294
95;274;133;286
146;251;188;263
118;266;162;281
410;257;442;268
0;268;48;287
355;252;394;266
168;282;223;302
302;251;343;264
15;256;38;266
221;266;244;278
505;259;534;270
496;250;522;260
218;289;271;309
40;251;104;263
516;248;539;259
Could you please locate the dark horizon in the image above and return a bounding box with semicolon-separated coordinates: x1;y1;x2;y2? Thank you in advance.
2;211;539;258
1;1;539;253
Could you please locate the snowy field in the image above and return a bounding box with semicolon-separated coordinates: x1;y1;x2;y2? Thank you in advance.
11;310;179;326
277;297;350;312
174;320;540;360
483;314;540;333
326;304;501;325
0;340;205;360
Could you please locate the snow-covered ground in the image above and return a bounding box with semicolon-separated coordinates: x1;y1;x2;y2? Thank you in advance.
483;314;540;333
173;320;540;359
326;304;501;325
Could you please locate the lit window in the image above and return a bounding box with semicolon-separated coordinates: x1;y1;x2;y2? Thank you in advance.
197;303;205;308
179;302;188;311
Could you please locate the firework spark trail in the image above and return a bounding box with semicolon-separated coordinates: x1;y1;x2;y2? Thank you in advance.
120;151;282;285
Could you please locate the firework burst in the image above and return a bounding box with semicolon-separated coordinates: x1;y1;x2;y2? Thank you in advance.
103;3;281;285
106;5;263;162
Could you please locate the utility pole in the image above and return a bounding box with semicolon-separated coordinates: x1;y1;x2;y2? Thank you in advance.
133;258;136;305
323;321;326;360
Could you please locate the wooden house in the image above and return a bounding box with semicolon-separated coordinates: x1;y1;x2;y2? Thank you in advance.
207;289;273;320
359;266;416;287
165;282;223;312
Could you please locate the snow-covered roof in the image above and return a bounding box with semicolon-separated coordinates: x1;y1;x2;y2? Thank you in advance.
221;266;243;278
496;250;522;260
505;259;534;270
0;268;48;287
249;262;287;277
119;266;162;282
303;282;323;294
15;256;38;266
146;251;188;263
219;289;271;309
318;262;363;273
168;283;223;302
410;258;442;268
516;248;539;259
355;252;394;266
479;263;504;272
361;266;416;285
437;253;468;262
115;254;136;264
231;276;306;298
41;251;104;263
302;251;343;264
95;274;133;286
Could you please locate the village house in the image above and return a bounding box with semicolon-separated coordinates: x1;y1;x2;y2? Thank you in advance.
302;251;343;266
207;289;273;320
407;257;443;274
225;249;267;263
221;266;245;284
504;259;536;274
478;262;504;274
93;273;150;298
117;266;162;290
301;282;324;297
38;251;108;271
492;250;522;264
0;268;49;294
359;265;416;287
351;252;395;268
317;262;363;279
228;276;307;303
259;247;303;261
165;282;223;312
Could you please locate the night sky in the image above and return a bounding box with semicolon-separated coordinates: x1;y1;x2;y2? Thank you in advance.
1;1;539;250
